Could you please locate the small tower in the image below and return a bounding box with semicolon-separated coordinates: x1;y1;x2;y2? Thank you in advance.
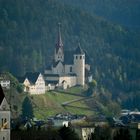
0;85;10;140
54;23;64;62
74;43;85;86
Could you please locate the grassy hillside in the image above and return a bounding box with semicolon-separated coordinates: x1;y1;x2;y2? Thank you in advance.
6;86;94;119
33;90;94;119
6;85;121;120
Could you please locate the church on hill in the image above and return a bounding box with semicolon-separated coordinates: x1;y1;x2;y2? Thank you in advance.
44;24;92;89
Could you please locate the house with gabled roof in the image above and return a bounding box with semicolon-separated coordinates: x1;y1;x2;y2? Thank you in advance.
44;23;92;89
18;72;45;94
0;85;10;140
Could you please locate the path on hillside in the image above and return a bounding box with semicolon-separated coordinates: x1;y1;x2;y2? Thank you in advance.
61;97;92;106
62;96;102;113
64;105;97;111
54;90;86;97
58;89;100;112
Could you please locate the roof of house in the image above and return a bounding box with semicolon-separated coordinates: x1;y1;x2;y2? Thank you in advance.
0;84;5;105
24;72;40;84
18;72;41;84
17;76;26;83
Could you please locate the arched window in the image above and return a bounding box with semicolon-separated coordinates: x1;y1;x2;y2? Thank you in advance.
80;56;82;59
76;56;78;59
3;137;5;140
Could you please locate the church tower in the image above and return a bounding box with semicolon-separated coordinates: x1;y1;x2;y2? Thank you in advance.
74;43;85;86
54;23;64;63
0;85;10;140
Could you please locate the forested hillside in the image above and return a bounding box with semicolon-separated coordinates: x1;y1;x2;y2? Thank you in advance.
0;0;140;110
59;0;140;29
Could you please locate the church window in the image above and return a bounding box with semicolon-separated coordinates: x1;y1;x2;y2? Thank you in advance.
3;137;5;140
80;56;82;59
70;67;72;72
76;56;78;59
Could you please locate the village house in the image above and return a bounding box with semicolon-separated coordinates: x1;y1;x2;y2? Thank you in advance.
0;85;10;140
18;72;45;94
0;74;10;89
0;80;10;89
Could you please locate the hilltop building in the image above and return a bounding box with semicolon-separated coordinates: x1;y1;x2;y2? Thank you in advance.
44;24;92;89
0;85;10;140
18;72;45;94
18;24;92;93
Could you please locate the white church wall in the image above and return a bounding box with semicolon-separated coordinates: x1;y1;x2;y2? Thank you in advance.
59;76;76;88
64;65;73;74
54;48;64;62
62;81;68;90
52;62;64;75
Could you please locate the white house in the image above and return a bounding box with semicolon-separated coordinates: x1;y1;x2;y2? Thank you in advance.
0;85;10;140
44;24;92;89
19;72;45;94
0;80;10;89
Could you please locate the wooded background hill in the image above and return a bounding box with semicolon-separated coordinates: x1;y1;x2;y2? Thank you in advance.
0;0;140;110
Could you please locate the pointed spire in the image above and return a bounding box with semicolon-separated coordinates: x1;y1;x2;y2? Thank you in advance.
56;23;63;49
